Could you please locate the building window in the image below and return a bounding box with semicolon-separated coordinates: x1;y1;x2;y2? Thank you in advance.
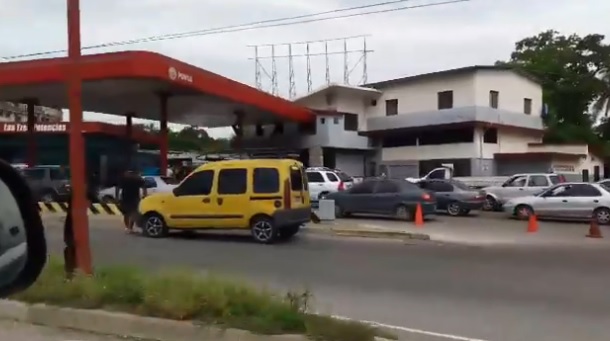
483;128;498;143
385;99;398;116
320;117;325;124
489;91;499;109
333;117;339;124
344;113;358;131
437;91;453;109
523;98;532;115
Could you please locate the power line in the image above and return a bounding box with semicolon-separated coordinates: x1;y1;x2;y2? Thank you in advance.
1;0;468;61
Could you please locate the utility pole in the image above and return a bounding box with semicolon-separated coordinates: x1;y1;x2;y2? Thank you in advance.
306;43;312;93
325;42;330;85
254;46;261;89
343;39;349;85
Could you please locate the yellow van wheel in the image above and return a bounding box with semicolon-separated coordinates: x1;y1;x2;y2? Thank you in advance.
141;212;169;238
250;215;278;244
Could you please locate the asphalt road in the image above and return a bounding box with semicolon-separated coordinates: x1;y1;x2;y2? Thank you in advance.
41;215;610;341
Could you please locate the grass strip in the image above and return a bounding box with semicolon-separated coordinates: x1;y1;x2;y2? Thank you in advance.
11;258;394;341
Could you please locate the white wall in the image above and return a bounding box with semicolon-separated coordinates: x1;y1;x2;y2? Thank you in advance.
366;69;542;120
367;73;476;119
381;143;477;161
473;70;543;116
477;127;543;159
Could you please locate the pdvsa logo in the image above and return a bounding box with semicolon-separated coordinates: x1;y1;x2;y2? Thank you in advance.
168;67;192;83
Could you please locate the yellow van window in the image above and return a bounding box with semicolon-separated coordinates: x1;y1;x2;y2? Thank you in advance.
289;167;303;191
253;168;280;193
218;169;247;194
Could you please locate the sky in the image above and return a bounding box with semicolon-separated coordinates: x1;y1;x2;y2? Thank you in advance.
1;0;609;138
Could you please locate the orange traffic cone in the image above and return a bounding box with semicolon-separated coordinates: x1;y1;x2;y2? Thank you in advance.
414;203;424;227
527;214;538;233
586;219;603;238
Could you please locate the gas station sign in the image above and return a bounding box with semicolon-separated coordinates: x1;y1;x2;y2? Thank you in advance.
0;123;67;133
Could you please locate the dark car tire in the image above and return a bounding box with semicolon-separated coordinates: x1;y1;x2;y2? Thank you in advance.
141;212;169;238
278;225;300;241
593;207;610;225
458;209;471;216
395;205;413;221
250;215;278;244
483;196;498;211
335;204;346;218
514;205;534;220
446;202;462;216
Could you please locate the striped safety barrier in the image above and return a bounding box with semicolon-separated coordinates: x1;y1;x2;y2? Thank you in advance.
37;202;123;215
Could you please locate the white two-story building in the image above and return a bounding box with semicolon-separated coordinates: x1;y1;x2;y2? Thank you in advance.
237;65;604;179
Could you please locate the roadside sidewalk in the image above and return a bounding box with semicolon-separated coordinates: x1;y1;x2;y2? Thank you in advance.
308;216;610;248
0;319;129;341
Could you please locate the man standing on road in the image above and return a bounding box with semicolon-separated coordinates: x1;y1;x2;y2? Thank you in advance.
115;169;147;234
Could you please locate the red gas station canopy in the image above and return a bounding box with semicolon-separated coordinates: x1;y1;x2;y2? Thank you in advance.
0;51;313;127
0;121;159;144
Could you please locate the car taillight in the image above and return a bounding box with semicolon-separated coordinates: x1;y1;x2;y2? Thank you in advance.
338;181;345;191
421;193;432;201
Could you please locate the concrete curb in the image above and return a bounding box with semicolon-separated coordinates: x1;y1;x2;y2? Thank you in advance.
306;225;430;241
0;300;387;341
0;300;306;341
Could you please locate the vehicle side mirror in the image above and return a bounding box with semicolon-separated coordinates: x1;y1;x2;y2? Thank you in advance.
0;159;47;298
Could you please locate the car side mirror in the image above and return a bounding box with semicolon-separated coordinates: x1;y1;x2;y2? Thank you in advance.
0;159;47;298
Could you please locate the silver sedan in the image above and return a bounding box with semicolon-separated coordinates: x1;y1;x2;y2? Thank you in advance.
503;182;610;224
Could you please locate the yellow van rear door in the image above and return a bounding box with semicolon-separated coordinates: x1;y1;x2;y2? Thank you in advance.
288;164;308;208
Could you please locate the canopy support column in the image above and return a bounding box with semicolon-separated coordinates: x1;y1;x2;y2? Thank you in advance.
125;113;134;169
67;0;92;275
159;94;169;176
25;99;38;167
231;110;244;150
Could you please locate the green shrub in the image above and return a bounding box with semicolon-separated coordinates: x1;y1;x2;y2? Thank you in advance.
12;257;392;340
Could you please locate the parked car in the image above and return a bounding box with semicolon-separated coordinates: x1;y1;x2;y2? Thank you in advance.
137;159;311;244
503;182;610;224
326;178;436;221
20;165;71;203
98;175;178;203
483;173;564;211
417;179;485;216
306;168;353;200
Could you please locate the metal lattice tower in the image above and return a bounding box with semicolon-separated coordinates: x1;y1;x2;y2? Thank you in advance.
362;37;368;84
254;46;262;89
306;43;312;93
248;35;372;98
325;42;330;85
271;45;278;96
288;44;296;99
343;39;349;85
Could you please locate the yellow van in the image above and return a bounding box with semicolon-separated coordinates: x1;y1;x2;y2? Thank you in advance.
137;159;311;243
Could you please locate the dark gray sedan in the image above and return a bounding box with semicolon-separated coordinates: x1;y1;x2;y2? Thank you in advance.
325;178;437;221
417;179;485;216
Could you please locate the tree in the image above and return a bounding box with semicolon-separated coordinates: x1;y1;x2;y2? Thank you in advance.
498;30;608;144
140;124;230;152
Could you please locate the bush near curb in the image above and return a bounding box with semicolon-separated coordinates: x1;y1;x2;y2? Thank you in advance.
11;258;394;341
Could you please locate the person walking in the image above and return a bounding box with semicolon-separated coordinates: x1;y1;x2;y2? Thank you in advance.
115;169;147;234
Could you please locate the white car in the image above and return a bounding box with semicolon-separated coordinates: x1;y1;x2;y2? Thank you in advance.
306;168;353;201
503;182;610;224
98;176;178;203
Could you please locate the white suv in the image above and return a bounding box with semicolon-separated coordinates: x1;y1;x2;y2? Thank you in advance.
306;167;353;200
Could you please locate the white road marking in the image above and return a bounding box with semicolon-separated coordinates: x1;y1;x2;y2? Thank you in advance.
330;315;490;341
